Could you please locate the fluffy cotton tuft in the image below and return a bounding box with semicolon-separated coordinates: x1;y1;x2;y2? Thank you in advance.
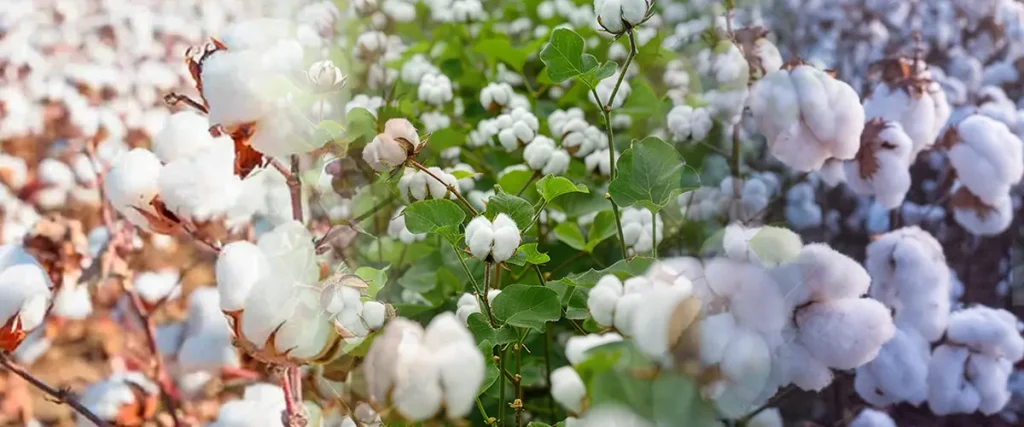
103;148;165;231
550;366;586;414
945;115;1024;205
843;121;914;209
594;0;651;34
464;214;521;263
620;207;663;255
795;298;896;369
523;136;571;175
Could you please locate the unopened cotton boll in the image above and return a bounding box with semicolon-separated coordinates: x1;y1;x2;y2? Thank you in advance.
594;0;650;34
398;167;457;203
417;73;453;105
550;366;586;414
480;82;515;111
388;206;426;244
795;298;896;369
523;136;571;175
103;148;165;231
667;105;713;142
944;115;1024;205
306;59;346;93
464;214;521;263
565;333;623;365
750;64;865;172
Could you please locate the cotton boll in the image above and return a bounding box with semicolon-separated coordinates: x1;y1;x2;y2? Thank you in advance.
417;73;453;106
619;207;663;255
565;333;623;365
951;188;1013;236
585;148;614;177
550;366;586;414
496;108;540;151
927;344;982;415
216;241;269;312
590;73;631;109
432;341;485;418
790;244;871;303
967;353;1014;414
699;312;737;366
631;286;697;363
843;120;913;209
134;270;181;306
490;214;521;262
666;105;713;142
863;74;951;155
849;408;896;427
594;0;651;34
455;290;500;324
588;275;623;327
946;306;1024;361
773;340;834;391
103;148;164;231
158;140;241;222
480;82;514;111
78;373;159;425
945;115;1024;205
719;328;773;403
152;111;218;163
0;248;53;352
854;328;930;406
796;298;895;369
465;216;495;260
569;404;654;427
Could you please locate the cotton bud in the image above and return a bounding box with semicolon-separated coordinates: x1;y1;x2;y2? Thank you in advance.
850;408;896;427
455;290;501;324
667;105;713;142
398;167;458;203
863;59;951;154
943;115;1023;205
584;149;614;177
363;118;423;172
104;148;167;232
590;72;631;108
796;298;896;369
480;82;515;112
750;62;865;171
594;0;651;34
523;137;571;175
619;207;663;255
388;206;427;244
465;214;521;263
843;119;914;209
496;108;540;151
78;372;160;426
565;333;623;365
0;245;53;352
306;59;347;93
550;366;586;414
417;73;454;106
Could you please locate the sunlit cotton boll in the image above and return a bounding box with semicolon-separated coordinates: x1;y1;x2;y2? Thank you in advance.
0;245;53;353
585;148;614;177
749;64;865;172
863;70;952;155
417;73;454;106
103;148;165;231
157;140;242;223
398;167;458;203
523;136;571;175
151;111;219;163
364;119;422;172
944;115;1024;206
465;214;521;263
594;0;650;34
795;298;896;369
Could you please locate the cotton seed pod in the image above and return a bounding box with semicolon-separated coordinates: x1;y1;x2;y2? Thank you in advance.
926;344;981;415
795;298;896;370
0;245;53;352
464;214;521;263
215;241;269;313
158;139;242;223
843;120;914;209
631;285;701;366
584;148;614;177
749;62;865;172
942;115;1024;205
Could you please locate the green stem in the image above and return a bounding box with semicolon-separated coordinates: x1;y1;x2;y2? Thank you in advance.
517;172;541;197
533;265;546;285
651;208;658;258
515;344;523;427
499;347;507;426
453;243;497;327
477;398;492;424
544;323;557;419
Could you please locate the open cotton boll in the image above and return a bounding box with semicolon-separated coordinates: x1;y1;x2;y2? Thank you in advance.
585;148;614;177
565;333;623;365
854;328;930;406
864;226;950;341
209;383;287;427
945;306;1024;360
424;313;485;418
52;282;93;320
417;73;454;106
398;167;457;203
364;134;410;172
549;108;586;137
749;64;865;172
786;243;871;304
666;105;713;142
523;136;571;175
0;246;53;352
480;82;515;111
631;285;698;363
455;290;500;324
718;328;773;401
447;163;477;193
590;72;631;108
587;275;624;327
216;241;269;312
619;207;663;255
721;223;803;268
594;0;650;34
844;120;914;209
0;155;28;190
550;366;586;414
927;344;982;415
863;74;951;155
945;115;1024;205
388;206;427;244
103;148;164;231
495;108;540;151
967;353;1014;415
796;298;895;369
849;408;896;427
158;140;241;223
77;372;159;427
772;340;834;391
133;269;181;306
951;188;1013;236
152;111;218;163
464;214;521;263
200;49;276;128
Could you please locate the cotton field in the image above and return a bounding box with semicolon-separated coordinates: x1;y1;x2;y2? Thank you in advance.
0;0;1022;426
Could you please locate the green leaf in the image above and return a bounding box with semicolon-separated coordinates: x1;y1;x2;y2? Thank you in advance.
536;175;589;203
561;257;656;288
425;127;466;152
540;28;597;83
553;222;586;251
498;169;537;195
620;78;665;118
344;108;376;145
585;210;619;252
397;260;437;292
608;137;688;212
579;60;618;88
491;284;561;330
475;37;529;71
484;190;535;230
467;313;518;346
505;243;551;266
651;374;719;427
449;169;478;180
353;266;388;299
403;199;466;234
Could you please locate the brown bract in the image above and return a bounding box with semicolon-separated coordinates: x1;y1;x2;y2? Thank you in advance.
22;216;89;287
950;187;995;220
854;118;892;180
733;26;772;79
185;39;227;111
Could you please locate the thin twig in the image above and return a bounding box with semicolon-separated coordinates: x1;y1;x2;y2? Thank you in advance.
0;353;111;427
290;156;303;223
123;283;182;426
